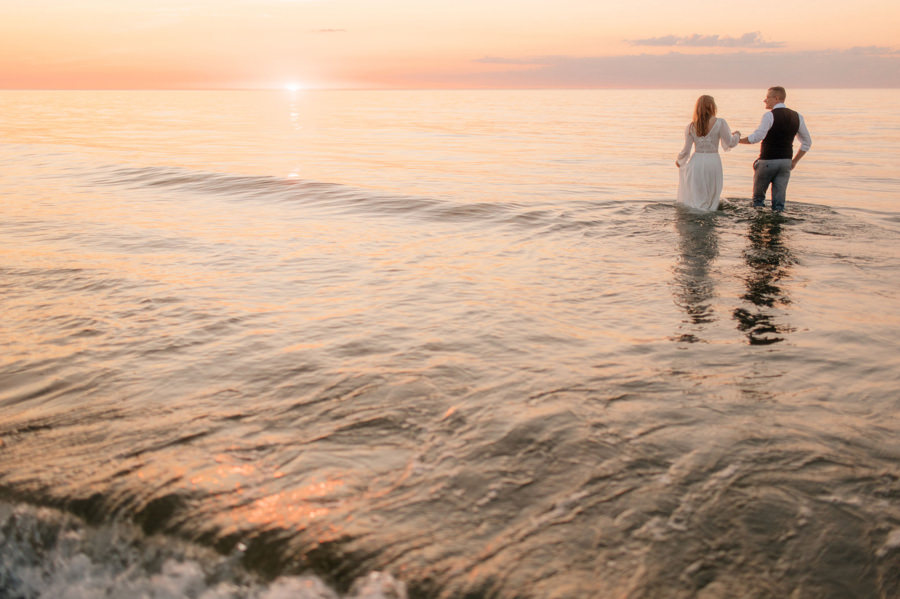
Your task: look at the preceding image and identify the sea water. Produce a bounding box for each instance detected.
[1,89,899,598]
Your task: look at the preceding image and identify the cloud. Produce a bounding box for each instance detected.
[474,56,542,65]
[845,45,900,55]
[460,48,900,88]
[630,32,784,49]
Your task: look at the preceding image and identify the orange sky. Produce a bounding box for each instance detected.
[2,0,899,89]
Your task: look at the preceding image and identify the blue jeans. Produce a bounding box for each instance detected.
[752,158,792,212]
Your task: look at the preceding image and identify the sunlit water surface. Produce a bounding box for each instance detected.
[1,90,899,598]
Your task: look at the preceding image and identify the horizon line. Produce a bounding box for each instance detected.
[3,85,900,92]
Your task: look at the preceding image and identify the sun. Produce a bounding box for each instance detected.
[284,81,305,92]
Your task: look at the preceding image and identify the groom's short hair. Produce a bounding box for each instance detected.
[768,86,787,102]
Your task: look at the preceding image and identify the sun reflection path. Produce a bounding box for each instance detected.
[183,452,348,540]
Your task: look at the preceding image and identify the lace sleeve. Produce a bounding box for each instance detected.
[718,118,739,152]
[676,123,693,166]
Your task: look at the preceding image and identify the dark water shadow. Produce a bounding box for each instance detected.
[672,207,720,344]
[733,212,796,345]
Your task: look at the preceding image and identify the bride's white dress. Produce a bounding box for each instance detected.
[676,118,739,211]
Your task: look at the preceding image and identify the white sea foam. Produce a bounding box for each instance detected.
[0,503,406,599]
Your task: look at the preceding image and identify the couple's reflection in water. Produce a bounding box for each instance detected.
[733,212,795,344]
[673,207,794,345]
[673,209,720,344]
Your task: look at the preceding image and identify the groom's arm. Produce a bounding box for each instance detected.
[740,112,774,144]
[791,116,812,169]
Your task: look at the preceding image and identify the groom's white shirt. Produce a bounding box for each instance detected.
[747,102,812,151]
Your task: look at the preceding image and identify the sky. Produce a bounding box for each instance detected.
[2,0,899,89]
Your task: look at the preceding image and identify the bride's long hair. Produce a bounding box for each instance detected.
[692,95,717,137]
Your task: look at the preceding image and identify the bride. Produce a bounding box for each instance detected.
[675,95,740,211]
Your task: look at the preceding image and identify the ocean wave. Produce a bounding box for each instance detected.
[88,163,621,234]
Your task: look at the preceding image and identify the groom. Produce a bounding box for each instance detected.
[739,86,812,212]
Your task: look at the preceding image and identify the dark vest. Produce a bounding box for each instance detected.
[760,107,800,160]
